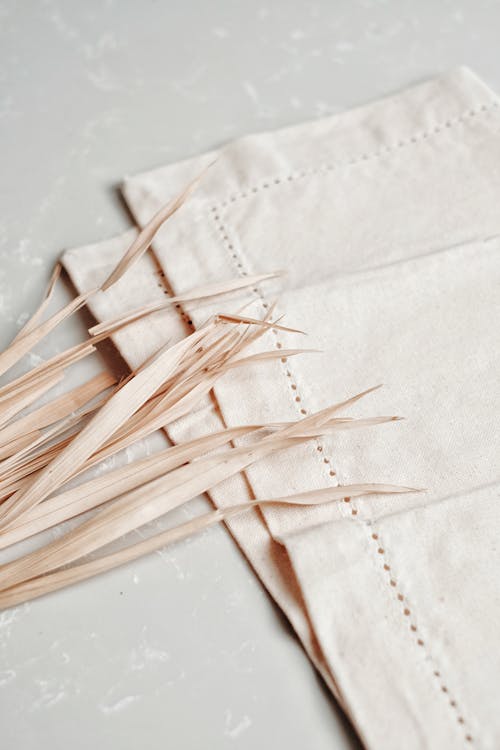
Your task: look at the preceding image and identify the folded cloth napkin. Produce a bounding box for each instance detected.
[63,67,500,749]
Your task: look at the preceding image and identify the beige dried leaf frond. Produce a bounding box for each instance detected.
[0,181,413,612]
[0,483,417,610]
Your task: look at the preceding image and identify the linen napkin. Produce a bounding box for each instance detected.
[63,67,500,748]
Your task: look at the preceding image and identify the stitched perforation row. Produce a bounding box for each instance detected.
[371,530,473,743]
[149,251,194,330]
[211,207,339,487]
[215,100,498,208]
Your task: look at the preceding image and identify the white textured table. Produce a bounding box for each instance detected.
[0,2,498,748]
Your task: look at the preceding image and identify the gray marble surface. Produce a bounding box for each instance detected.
[0,2,498,748]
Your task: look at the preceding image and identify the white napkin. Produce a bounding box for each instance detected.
[63,67,500,749]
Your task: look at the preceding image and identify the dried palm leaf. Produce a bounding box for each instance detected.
[0,178,414,613]
[0,403,401,591]
[0,413,398,551]
[0,484,416,610]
